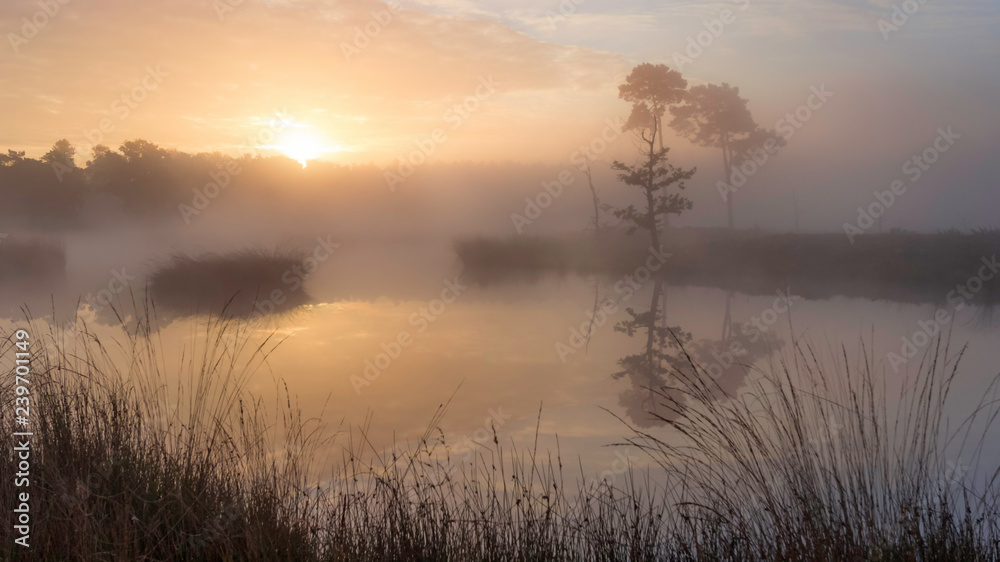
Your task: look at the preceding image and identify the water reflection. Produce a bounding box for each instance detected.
[0,235,66,296]
[148,252,312,321]
[606,283,786,427]
[610,279,688,426]
[3,236,1000,482]
[0,240,318,328]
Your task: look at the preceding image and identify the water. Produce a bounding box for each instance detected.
[3,231,999,482]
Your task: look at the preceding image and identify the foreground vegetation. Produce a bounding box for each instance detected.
[2,306,999,560]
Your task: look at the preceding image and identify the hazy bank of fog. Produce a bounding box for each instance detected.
[4,136,1000,248]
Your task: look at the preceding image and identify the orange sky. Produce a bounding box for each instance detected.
[1,0,998,187]
[2,0,638,164]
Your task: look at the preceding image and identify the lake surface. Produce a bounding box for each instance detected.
[3,229,999,483]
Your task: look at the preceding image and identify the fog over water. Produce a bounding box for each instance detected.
[3,217,999,479]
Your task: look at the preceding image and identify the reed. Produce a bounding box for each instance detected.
[2,304,997,560]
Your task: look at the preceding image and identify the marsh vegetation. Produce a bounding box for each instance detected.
[2,307,998,561]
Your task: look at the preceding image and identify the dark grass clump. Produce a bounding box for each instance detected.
[2,304,999,560]
[455,232,649,286]
[456,228,1000,305]
[662,227,1000,305]
[0,305,327,560]
[149,249,311,319]
[0,235,65,287]
[621,334,1000,561]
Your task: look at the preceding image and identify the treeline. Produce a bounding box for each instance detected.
[0,141,632,238]
[0,139,316,227]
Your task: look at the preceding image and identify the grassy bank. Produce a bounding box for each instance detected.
[149,250,311,319]
[2,307,999,560]
[456,228,1000,305]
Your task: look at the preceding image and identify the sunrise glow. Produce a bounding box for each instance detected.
[2,0,999,557]
[270,126,341,167]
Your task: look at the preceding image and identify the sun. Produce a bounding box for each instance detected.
[271,126,340,168]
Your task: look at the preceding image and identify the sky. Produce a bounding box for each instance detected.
[1,0,998,230]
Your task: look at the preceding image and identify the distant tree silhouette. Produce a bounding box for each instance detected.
[42,139,76,167]
[0,141,84,226]
[0,150,26,166]
[87,140,180,215]
[669,83,783,230]
[0,138,327,225]
[581,157,604,238]
[608,66,698,427]
[619,63,687,152]
[610,116,696,250]
[42,138,79,183]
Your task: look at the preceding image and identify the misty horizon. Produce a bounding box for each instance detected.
[2,0,1000,560]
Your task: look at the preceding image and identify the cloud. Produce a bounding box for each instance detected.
[0,0,630,162]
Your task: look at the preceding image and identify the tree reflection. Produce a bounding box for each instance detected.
[612,288,787,427]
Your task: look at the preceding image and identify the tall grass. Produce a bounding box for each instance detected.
[620,334,1000,560]
[0,302,324,559]
[2,306,998,560]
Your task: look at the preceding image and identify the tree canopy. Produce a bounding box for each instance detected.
[619,63,687,148]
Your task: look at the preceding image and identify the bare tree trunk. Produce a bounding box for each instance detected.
[727,192,735,231]
[657,114,670,230]
[645,281,663,375]
[584,278,600,353]
[645,280,665,413]
[583,158,601,238]
[643,124,661,249]
[583,158,603,355]
[657,114,665,151]
[721,134,735,231]
[644,119,671,360]
[721,290,733,342]
[660,282,669,350]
